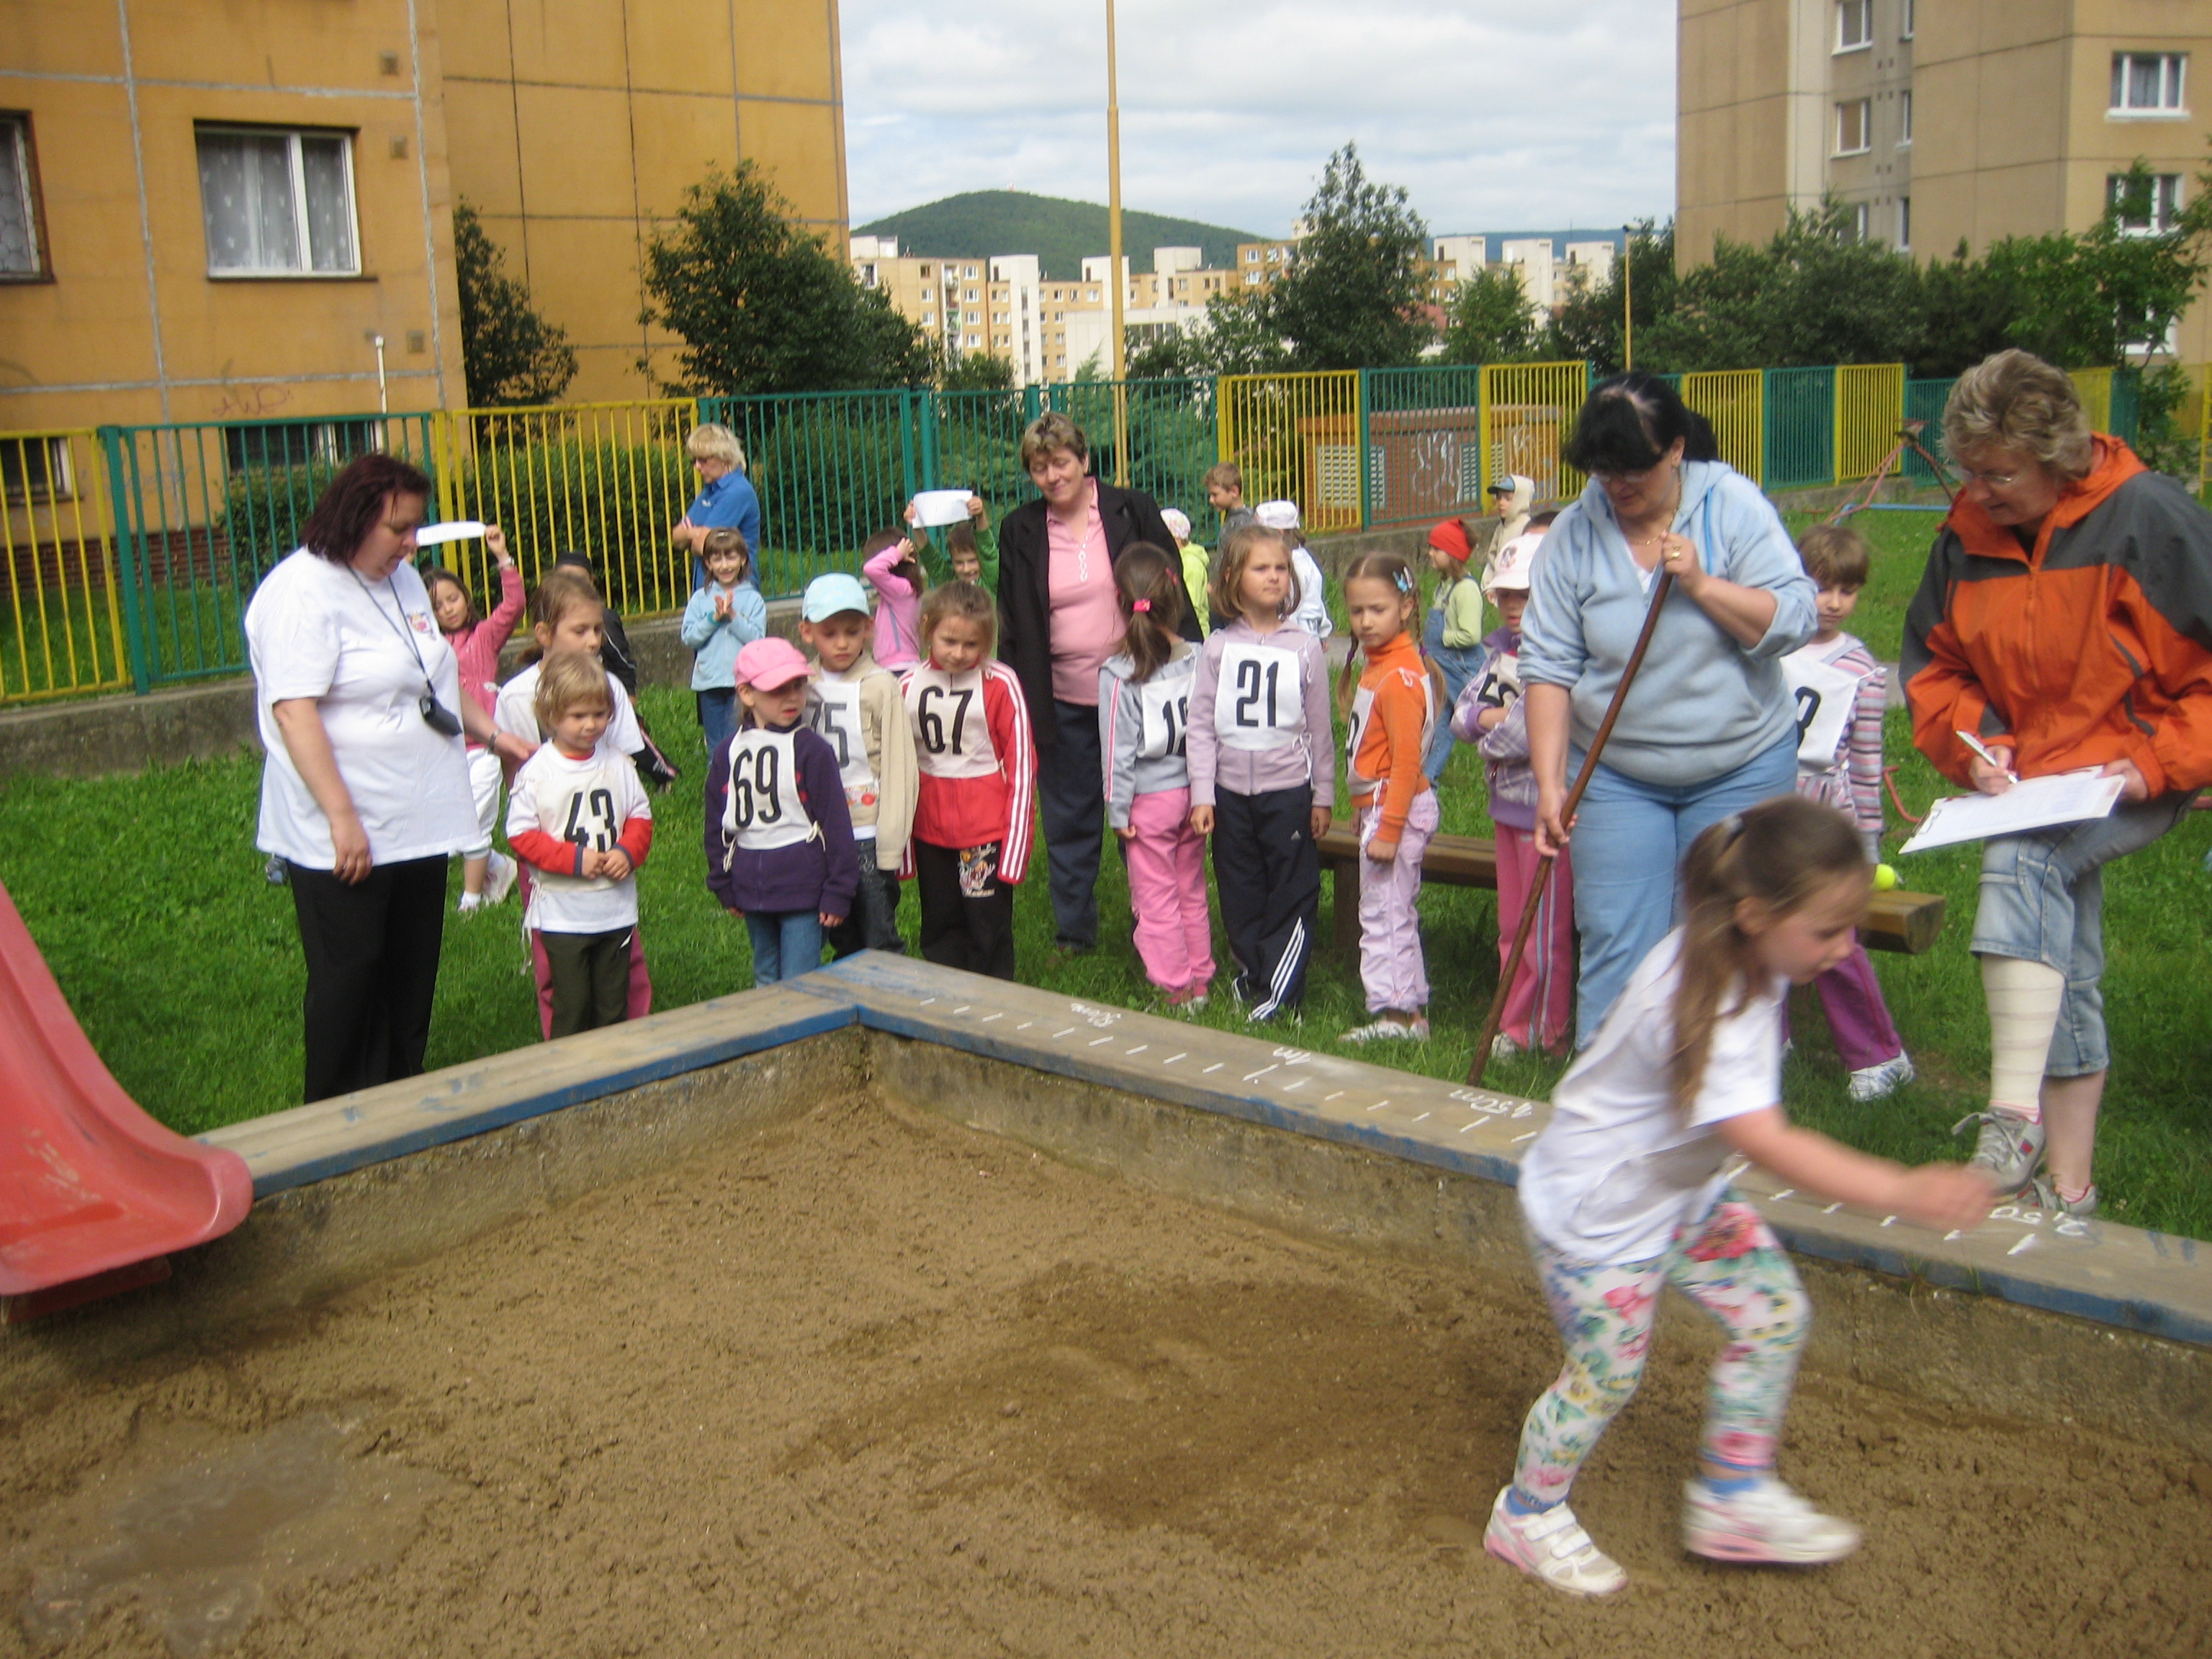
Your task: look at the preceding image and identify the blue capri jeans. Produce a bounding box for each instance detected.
[1568,734,1799,1043]
[1971,790,2195,1077]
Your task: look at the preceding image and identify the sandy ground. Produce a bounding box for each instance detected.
[4,1094,2208,1658]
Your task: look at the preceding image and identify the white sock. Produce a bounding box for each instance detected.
[1983,956,2064,1123]
[458,891,484,911]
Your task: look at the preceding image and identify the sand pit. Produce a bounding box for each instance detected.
[6,1092,2208,1658]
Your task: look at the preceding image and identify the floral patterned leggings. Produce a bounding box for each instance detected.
[1512,1197,1812,1506]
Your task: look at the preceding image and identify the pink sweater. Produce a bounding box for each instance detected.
[444,563,524,748]
[864,544,923,670]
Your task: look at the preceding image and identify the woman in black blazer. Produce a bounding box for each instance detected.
[995,412,1200,952]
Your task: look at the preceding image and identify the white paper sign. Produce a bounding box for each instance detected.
[1781,644,1862,772]
[414,521,487,547]
[910,490,973,529]
[1898,770,2126,855]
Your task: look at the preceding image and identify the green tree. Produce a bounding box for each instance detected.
[943,350,1015,390]
[1440,265,1537,364]
[1263,145,1434,369]
[1544,220,1678,373]
[452,200,577,406]
[642,163,937,395]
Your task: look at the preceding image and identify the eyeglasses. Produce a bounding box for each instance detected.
[1959,465,2023,488]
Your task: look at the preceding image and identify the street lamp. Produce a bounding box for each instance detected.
[1105,0,1129,483]
[1621,224,1633,372]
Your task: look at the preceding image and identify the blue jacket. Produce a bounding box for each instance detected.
[680,583,768,689]
[1519,460,1815,786]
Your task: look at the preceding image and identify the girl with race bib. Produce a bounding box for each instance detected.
[1337,552,1443,1044]
[801,571,919,957]
[1486,796,1991,1599]
[703,638,858,984]
[1099,544,1213,1009]
[1187,523,1334,1022]
[504,653,654,1038]
[902,581,1036,981]
[495,567,657,1036]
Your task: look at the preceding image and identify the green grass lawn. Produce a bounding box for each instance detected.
[2,501,2208,1238]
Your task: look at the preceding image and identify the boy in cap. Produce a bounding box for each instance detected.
[800,572,917,956]
[704,637,860,984]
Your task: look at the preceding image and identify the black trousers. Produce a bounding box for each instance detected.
[913,840,1015,980]
[541,926,634,1038]
[1039,699,1105,949]
[287,855,448,1103]
[828,862,905,958]
[1211,786,1319,1019]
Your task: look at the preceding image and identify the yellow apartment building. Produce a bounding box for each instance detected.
[1678,0,2212,359]
[0,0,848,433]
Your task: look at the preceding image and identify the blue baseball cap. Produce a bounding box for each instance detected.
[803,572,872,622]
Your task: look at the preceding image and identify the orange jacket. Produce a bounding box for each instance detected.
[1902,437,2212,796]
[1345,631,1436,842]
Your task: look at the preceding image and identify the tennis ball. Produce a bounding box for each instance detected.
[1874,863,1899,891]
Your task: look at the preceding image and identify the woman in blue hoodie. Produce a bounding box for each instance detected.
[1521,375,1817,1043]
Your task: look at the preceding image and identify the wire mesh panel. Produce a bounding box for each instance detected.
[107,412,441,687]
[1902,377,1956,484]
[1215,371,1363,532]
[927,387,1038,525]
[1478,361,1589,505]
[1835,364,1905,482]
[1681,369,1763,484]
[0,430,130,702]
[1363,365,1485,529]
[1763,367,1835,490]
[697,392,916,599]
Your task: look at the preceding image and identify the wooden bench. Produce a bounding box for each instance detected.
[1315,826,1946,958]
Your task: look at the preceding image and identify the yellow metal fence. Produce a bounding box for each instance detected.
[1479,361,1588,503]
[1215,372,1363,533]
[1681,370,1764,482]
[1,430,130,704]
[1835,364,1907,482]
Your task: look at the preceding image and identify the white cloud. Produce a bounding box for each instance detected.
[840,0,1675,238]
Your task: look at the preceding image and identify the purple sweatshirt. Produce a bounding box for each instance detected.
[1452,624,1535,831]
[703,719,860,919]
[1184,616,1334,809]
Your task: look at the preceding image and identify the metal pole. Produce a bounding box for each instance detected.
[1105,0,1129,486]
[1620,225,1632,373]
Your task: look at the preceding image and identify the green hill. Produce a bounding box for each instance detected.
[854,191,1261,281]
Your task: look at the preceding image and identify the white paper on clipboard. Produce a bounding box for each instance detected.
[909,490,973,529]
[1898,770,2126,855]
[415,521,488,547]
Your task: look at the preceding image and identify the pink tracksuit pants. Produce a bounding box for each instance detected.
[1125,787,1215,997]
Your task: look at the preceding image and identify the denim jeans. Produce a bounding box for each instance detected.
[1568,734,1799,1043]
[1970,790,2195,1076]
[1422,607,1486,783]
[745,909,824,984]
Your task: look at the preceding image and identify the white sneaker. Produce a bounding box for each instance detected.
[1491,1033,1526,1061]
[1848,1053,1915,1102]
[1683,1475,1861,1565]
[457,891,485,916]
[484,851,518,908]
[1482,1488,1627,1597]
[1342,1017,1430,1045]
[1953,1110,2044,1195]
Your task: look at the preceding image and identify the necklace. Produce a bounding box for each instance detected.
[1621,475,1684,552]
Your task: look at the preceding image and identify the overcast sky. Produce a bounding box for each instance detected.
[839,0,1676,238]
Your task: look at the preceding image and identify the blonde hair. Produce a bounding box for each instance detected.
[1019,411,1088,472]
[521,567,603,665]
[1671,797,1866,1115]
[686,423,746,469]
[920,580,998,657]
[1210,521,1290,626]
[1797,522,1870,588]
[1943,349,2095,482]
[533,648,613,732]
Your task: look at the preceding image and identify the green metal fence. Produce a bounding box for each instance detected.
[18,357,2177,699]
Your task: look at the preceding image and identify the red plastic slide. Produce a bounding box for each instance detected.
[0,878,252,1300]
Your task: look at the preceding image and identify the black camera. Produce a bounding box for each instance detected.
[418,693,464,737]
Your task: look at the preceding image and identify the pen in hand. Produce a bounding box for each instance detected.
[1955,729,2018,786]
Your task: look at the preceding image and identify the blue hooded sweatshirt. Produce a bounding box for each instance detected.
[1519,459,1815,786]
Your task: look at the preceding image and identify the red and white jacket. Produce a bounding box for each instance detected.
[899,657,1036,882]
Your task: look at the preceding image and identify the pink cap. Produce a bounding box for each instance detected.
[734,636,812,690]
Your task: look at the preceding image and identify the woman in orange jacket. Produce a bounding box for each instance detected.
[1903,349,2212,1218]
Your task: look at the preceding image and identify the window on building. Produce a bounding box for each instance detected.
[1087,289,1099,300]
[1897,196,1911,248]
[919,264,932,278]
[1835,0,1871,51]
[2111,53,2188,114]
[223,419,377,474]
[1835,99,1871,155]
[1899,0,1913,38]
[1,114,47,278]
[921,310,935,325]
[2109,172,2184,233]
[964,333,979,347]
[1244,248,1259,263]
[1849,202,1871,242]
[1899,89,1912,144]
[2,435,72,504]
[963,264,977,277]
[196,126,359,276]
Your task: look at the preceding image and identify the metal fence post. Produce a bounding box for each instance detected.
[1356,368,1372,530]
[96,426,151,696]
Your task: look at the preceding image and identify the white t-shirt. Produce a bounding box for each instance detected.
[505,743,650,933]
[1290,547,1333,641]
[1517,930,1783,1266]
[495,659,644,755]
[246,549,477,869]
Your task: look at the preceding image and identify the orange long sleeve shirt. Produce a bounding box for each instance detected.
[1346,631,1435,844]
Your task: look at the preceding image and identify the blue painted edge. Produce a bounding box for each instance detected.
[238,1002,858,1198]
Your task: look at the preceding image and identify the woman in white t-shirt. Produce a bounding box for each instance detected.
[1483,796,1992,1599]
[245,454,529,1102]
